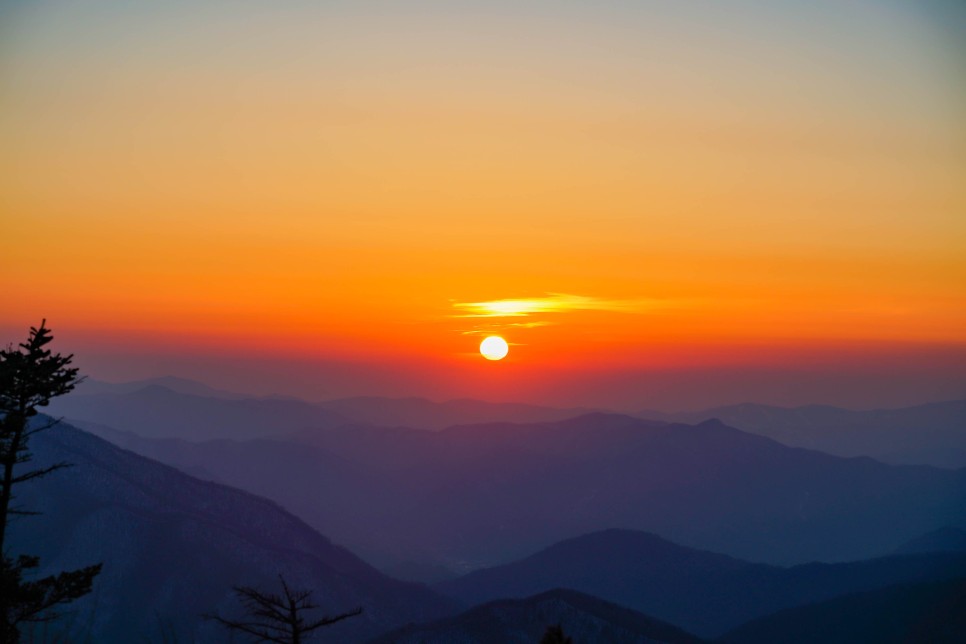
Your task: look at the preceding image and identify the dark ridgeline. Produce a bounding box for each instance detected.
[84,412,966,575]
[16,364,966,640]
[46,383,350,441]
[649,400,966,468]
[47,383,596,440]
[720,577,966,644]
[892,526,966,555]
[370,589,703,644]
[0,322,101,642]
[8,420,454,642]
[435,528,966,638]
[55,378,966,467]
[317,396,597,431]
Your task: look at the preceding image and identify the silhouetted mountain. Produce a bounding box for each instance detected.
[91,413,966,575]
[651,400,966,468]
[318,396,598,431]
[436,529,966,638]
[76,375,248,399]
[47,384,348,440]
[8,420,453,642]
[370,589,703,644]
[720,577,966,644]
[893,526,966,555]
[52,380,601,441]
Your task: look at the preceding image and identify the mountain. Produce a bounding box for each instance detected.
[651,400,966,468]
[89,413,966,575]
[893,526,966,555]
[370,589,703,644]
[7,420,454,642]
[318,396,598,431]
[51,379,598,441]
[47,384,349,440]
[720,577,966,644]
[75,375,248,399]
[436,529,966,638]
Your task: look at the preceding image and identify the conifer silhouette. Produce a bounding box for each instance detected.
[540,624,573,644]
[0,321,101,642]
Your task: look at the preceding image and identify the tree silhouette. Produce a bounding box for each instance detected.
[205,574,362,643]
[540,624,573,644]
[0,321,102,642]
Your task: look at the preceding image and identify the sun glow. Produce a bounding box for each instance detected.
[480,336,509,361]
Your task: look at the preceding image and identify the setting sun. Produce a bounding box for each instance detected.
[480,336,509,361]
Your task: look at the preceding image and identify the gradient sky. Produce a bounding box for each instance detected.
[2,0,965,409]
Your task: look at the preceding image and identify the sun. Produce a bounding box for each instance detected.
[479,336,509,361]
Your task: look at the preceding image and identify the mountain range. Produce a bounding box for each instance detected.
[647,400,966,468]
[371,589,703,644]
[720,577,966,643]
[55,378,966,470]
[893,526,966,555]
[435,529,966,638]
[81,410,966,576]
[50,380,594,439]
[48,383,349,440]
[11,412,966,642]
[8,419,453,642]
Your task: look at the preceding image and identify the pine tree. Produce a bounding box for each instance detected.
[0,321,102,642]
[205,574,362,643]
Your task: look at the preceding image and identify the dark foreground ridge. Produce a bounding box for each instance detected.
[437,528,966,638]
[370,588,704,644]
[721,577,966,644]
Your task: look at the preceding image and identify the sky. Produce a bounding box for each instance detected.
[2,0,965,410]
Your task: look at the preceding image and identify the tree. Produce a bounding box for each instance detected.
[0,321,102,642]
[205,575,362,643]
[540,624,573,644]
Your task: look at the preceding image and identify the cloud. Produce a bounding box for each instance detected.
[452,293,664,318]
[460,320,554,335]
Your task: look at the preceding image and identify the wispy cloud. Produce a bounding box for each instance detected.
[460,320,553,335]
[453,293,664,318]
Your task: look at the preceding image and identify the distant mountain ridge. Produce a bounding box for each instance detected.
[88,412,966,574]
[436,529,966,638]
[52,378,599,440]
[76,375,249,399]
[65,377,965,467]
[47,384,349,440]
[8,419,453,642]
[646,400,966,468]
[893,526,966,555]
[319,395,599,431]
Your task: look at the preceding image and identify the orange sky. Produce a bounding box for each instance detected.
[2,1,964,407]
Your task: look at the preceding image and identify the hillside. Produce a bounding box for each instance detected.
[893,526,966,555]
[720,577,966,644]
[370,589,703,644]
[656,400,966,468]
[92,413,966,573]
[436,529,966,638]
[7,420,453,642]
[46,384,348,440]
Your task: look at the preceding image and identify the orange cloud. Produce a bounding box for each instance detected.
[452,293,668,318]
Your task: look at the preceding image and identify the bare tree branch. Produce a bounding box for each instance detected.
[11,462,71,485]
[204,575,362,643]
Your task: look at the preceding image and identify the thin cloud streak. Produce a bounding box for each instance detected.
[460,321,553,335]
[453,293,667,318]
